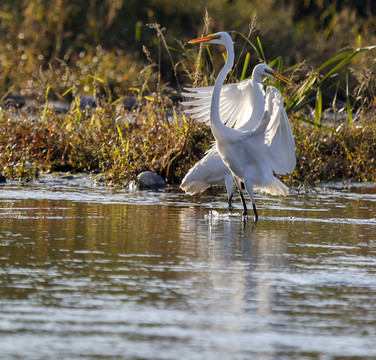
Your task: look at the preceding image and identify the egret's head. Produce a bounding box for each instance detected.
[254,64,291,84]
[188,31,232,45]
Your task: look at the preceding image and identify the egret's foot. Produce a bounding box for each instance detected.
[242,209,248,216]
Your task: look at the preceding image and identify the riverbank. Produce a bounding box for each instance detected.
[1,97,375,186]
[1,8,376,186]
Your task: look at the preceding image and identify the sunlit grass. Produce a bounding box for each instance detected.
[0,91,212,184]
[1,96,375,185]
[1,13,376,185]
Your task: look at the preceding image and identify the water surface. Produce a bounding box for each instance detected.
[1,175,376,359]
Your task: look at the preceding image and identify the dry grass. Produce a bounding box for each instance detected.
[1,8,376,185]
[0,96,212,185]
[1,95,375,185]
[289,120,376,184]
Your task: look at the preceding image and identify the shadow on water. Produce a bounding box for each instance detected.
[0,175,376,359]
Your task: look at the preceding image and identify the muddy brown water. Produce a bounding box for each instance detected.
[1,175,376,359]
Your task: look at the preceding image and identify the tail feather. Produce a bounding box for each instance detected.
[180,179,210,195]
[254,177,289,196]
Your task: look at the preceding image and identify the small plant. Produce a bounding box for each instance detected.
[1,17,376,185]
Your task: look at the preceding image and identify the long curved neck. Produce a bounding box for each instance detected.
[210,41,234,140]
[252,67,263,84]
[249,81,265,128]
[239,65,265,131]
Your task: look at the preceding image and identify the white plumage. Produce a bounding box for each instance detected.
[181,32,296,220]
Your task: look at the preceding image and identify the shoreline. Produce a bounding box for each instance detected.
[1,101,375,185]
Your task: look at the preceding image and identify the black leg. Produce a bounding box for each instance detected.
[252,201,258,222]
[234,179,248,215]
[228,193,233,210]
[238,188,248,215]
[243,179,258,222]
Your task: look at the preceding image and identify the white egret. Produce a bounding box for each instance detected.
[181,32,296,221]
[180,64,291,207]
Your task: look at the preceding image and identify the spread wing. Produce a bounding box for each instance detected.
[181,79,264,131]
[261,86,296,174]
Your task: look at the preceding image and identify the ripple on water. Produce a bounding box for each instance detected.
[1,177,376,359]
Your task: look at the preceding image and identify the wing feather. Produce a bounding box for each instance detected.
[182,79,260,129]
[264,87,296,174]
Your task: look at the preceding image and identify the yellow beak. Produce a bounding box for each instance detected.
[266,69,292,84]
[188,34,218,44]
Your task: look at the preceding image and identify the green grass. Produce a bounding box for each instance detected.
[1,94,375,185]
[0,93,212,184]
[1,14,376,185]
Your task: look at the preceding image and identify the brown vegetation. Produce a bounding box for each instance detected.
[1,1,376,185]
